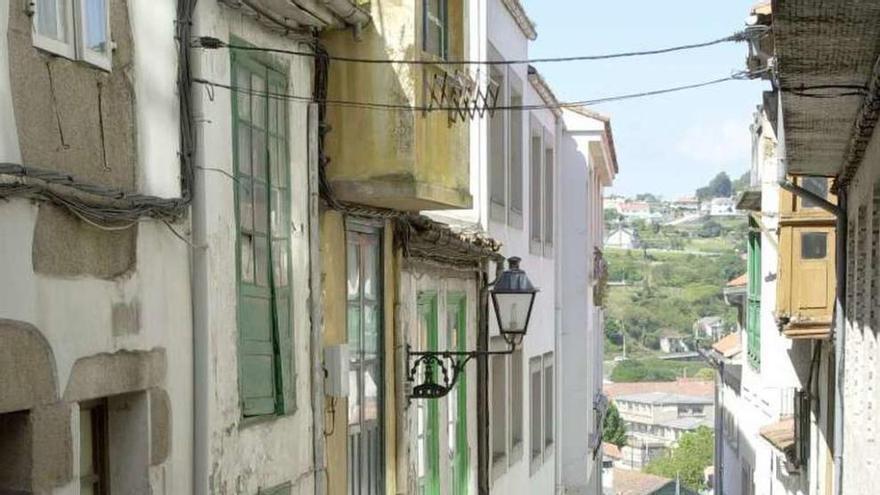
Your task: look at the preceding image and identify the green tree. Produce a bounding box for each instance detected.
[645,426,715,490]
[696,172,733,200]
[602,402,628,448]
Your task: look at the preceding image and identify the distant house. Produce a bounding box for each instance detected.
[618,200,653,219]
[671,196,700,211]
[658,329,689,353]
[709,197,737,216]
[610,388,714,469]
[605,226,640,249]
[603,467,699,495]
[693,316,725,341]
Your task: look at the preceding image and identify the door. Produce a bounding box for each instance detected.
[347,226,383,495]
[416,293,440,495]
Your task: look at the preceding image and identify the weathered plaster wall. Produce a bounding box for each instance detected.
[191,3,317,493]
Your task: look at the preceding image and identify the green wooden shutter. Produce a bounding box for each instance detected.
[418,293,441,495]
[746,217,761,370]
[233,51,293,417]
[448,294,469,495]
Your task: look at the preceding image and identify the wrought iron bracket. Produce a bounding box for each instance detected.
[405,339,519,401]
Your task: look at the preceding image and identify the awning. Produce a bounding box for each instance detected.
[759,415,796,458]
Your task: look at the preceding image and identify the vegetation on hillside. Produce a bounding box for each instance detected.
[608,358,709,382]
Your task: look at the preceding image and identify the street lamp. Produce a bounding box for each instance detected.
[406,256,539,400]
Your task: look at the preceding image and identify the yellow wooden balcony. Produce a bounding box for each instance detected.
[320,0,472,211]
[776,177,837,339]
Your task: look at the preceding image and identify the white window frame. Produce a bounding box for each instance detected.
[490,341,508,480]
[529,120,544,255]
[528,355,543,475]
[31,0,112,71]
[542,137,555,258]
[542,352,554,456]
[508,348,524,465]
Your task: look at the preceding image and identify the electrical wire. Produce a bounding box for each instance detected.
[194,71,752,113]
[194,28,764,66]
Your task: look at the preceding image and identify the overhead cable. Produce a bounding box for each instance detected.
[194,28,765,66]
[193,71,753,112]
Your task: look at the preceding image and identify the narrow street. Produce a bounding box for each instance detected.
[0,1,876,495]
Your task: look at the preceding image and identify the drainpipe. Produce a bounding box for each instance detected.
[320,0,370,35]
[833,189,847,495]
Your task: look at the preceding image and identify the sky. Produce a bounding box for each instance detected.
[521,0,769,199]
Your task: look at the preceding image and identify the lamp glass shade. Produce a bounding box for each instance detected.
[492,292,535,335]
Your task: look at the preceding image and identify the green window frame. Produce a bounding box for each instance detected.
[232,49,295,418]
[746,217,761,370]
[417,293,440,495]
[446,294,469,495]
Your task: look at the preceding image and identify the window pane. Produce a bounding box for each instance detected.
[544,148,554,246]
[544,361,553,448]
[364,304,379,357]
[364,242,378,301]
[272,240,289,287]
[347,304,361,354]
[237,126,252,176]
[238,179,253,231]
[255,237,269,286]
[530,362,542,461]
[530,135,542,241]
[347,243,359,301]
[252,129,267,179]
[36,0,63,40]
[510,349,523,446]
[801,177,828,208]
[240,235,255,283]
[236,69,250,121]
[348,361,360,426]
[802,232,828,259]
[254,183,268,234]
[252,74,266,128]
[270,188,287,237]
[363,359,380,421]
[84,0,108,53]
[489,68,506,208]
[509,90,523,214]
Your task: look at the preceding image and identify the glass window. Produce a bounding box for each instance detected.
[802,232,828,259]
[348,229,384,495]
[447,295,468,495]
[36,0,66,41]
[33,0,111,68]
[509,78,524,222]
[489,65,507,218]
[543,355,553,450]
[423,0,447,58]
[235,56,293,417]
[529,356,542,470]
[83,0,108,53]
[510,348,523,457]
[801,177,828,209]
[491,352,507,465]
[544,146,554,250]
[530,134,542,244]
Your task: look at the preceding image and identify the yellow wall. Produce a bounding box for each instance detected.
[320,210,398,495]
[320,0,471,211]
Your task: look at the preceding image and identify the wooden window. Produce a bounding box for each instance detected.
[347,226,384,495]
[490,350,507,469]
[489,60,507,221]
[543,145,555,254]
[446,294,469,495]
[746,217,761,370]
[233,52,294,418]
[508,76,524,228]
[800,176,828,209]
[529,356,542,473]
[543,353,554,451]
[509,347,523,463]
[423,0,447,59]
[529,132,543,252]
[79,400,108,495]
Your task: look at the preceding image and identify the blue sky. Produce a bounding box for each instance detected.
[521,0,769,199]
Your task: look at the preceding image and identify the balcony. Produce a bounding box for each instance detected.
[320,0,472,211]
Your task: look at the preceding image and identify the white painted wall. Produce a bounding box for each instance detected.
[190,3,317,494]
